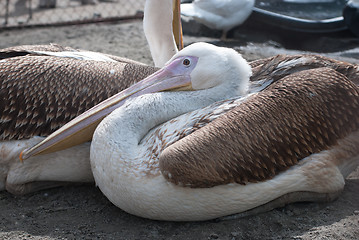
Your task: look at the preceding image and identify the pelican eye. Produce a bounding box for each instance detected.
[182,58,191,67]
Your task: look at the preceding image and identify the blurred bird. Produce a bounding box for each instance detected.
[181,0,255,40]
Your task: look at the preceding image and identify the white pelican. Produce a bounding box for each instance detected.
[21,43,359,221]
[0,0,182,194]
[181,0,255,40]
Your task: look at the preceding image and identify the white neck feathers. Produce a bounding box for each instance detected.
[144,0,179,67]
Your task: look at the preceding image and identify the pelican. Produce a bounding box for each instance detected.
[0,0,183,194]
[181,0,255,40]
[20,42,359,221]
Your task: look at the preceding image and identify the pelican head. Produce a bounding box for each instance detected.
[20,42,251,160]
[170,42,251,95]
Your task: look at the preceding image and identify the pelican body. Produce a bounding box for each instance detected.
[0,0,183,194]
[0,45,158,193]
[22,42,359,221]
[0,45,158,141]
[90,45,359,221]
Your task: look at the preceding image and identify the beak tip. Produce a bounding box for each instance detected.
[19,150,26,162]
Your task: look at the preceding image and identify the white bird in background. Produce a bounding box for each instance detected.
[181,0,255,40]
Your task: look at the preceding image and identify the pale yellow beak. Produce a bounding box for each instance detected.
[19,55,198,161]
[173,0,183,51]
[19,0,186,161]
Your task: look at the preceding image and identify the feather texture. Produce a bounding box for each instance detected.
[0,45,158,140]
[159,67,359,187]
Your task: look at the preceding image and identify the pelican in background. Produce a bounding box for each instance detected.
[0,0,183,194]
[21,41,359,220]
[181,0,255,40]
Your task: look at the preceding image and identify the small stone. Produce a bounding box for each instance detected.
[286,210,294,217]
[209,233,219,239]
[231,232,239,237]
[25,211,34,217]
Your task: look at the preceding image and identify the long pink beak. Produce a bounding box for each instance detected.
[20,56,198,160]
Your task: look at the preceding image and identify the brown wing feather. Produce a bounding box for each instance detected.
[0,44,78,53]
[159,67,359,188]
[0,44,78,60]
[250,54,359,86]
[0,55,158,140]
[0,44,145,65]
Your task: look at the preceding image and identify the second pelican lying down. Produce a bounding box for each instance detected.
[22,43,359,221]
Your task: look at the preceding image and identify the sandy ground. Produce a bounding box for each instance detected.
[0,20,358,239]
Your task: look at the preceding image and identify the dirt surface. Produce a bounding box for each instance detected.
[0,20,358,239]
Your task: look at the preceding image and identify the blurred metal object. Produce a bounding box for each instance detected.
[343,0,359,37]
[252,7,347,33]
[38,0,56,8]
[4,0,32,26]
[5,0,9,25]
[283,0,335,3]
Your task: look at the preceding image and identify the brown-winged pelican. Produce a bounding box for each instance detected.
[21,42,359,221]
[0,0,182,194]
